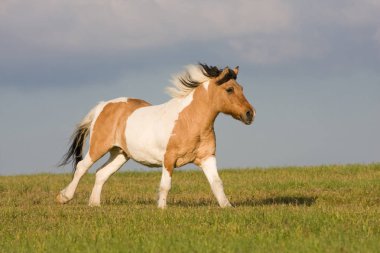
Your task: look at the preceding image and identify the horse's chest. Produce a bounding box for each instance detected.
[165,129,216,167]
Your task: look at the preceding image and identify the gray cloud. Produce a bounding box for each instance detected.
[1,0,380,88]
[0,0,291,51]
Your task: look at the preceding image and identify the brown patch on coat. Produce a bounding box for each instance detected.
[89,98,150,162]
[164,86,218,175]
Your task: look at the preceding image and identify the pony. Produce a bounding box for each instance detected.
[57,63,255,208]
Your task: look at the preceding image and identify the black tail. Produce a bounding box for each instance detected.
[58,106,96,171]
[58,125,90,170]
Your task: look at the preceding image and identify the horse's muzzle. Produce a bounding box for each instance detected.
[242,108,255,125]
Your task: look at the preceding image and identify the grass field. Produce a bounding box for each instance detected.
[0,164,379,252]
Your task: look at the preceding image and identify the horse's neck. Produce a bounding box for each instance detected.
[173,88,218,133]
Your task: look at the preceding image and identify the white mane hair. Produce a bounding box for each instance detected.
[166,64,211,98]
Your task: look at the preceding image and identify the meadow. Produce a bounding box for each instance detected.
[0,164,379,253]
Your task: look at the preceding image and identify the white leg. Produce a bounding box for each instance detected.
[57,153,94,204]
[89,151,128,207]
[200,156,232,208]
[157,167,172,209]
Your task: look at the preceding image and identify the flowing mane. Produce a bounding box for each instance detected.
[166,63,237,98]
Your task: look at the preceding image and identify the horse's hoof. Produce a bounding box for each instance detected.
[56,192,70,204]
[221,202,233,208]
[157,204,167,209]
[88,202,101,207]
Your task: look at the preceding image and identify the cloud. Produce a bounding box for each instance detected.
[0,0,294,87]
[228,33,329,65]
[1,0,380,88]
[338,0,380,27]
[0,0,292,52]
[228,0,380,64]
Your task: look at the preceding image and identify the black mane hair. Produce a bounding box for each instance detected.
[199,63,237,85]
[178,63,237,88]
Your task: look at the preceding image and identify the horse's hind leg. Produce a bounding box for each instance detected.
[89,148,128,207]
[57,153,94,204]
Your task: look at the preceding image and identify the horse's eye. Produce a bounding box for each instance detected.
[226,87,234,94]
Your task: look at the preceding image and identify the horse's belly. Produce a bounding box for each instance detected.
[125,134,165,167]
[125,126,166,167]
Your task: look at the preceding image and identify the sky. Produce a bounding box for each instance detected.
[0,0,379,175]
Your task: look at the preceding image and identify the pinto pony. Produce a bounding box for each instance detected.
[57,64,255,208]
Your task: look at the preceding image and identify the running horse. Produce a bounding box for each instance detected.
[57,64,255,208]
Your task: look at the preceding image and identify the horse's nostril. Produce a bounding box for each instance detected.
[246,110,252,119]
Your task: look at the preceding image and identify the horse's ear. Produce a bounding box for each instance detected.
[233,66,239,76]
[215,67,230,83]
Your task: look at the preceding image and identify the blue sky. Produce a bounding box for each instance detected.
[0,0,379,175]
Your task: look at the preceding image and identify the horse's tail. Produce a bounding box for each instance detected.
[58,104,99,169]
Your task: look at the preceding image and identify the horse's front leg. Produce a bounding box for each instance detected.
[200,156,232,208]
[157,166,172,209]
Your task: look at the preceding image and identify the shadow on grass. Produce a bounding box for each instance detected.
[134,198,215,207]
[234,196,318,207]
[131,196,317,207]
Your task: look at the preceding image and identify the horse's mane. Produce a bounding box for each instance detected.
[166,63,237,98]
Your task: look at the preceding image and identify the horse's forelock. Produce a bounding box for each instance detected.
[215,68,237,85]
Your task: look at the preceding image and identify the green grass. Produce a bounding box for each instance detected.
[1,164,380,252]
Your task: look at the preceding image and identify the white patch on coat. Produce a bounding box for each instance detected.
[125,92,194,167]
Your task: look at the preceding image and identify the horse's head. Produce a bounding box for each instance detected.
[209,66,255,125]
